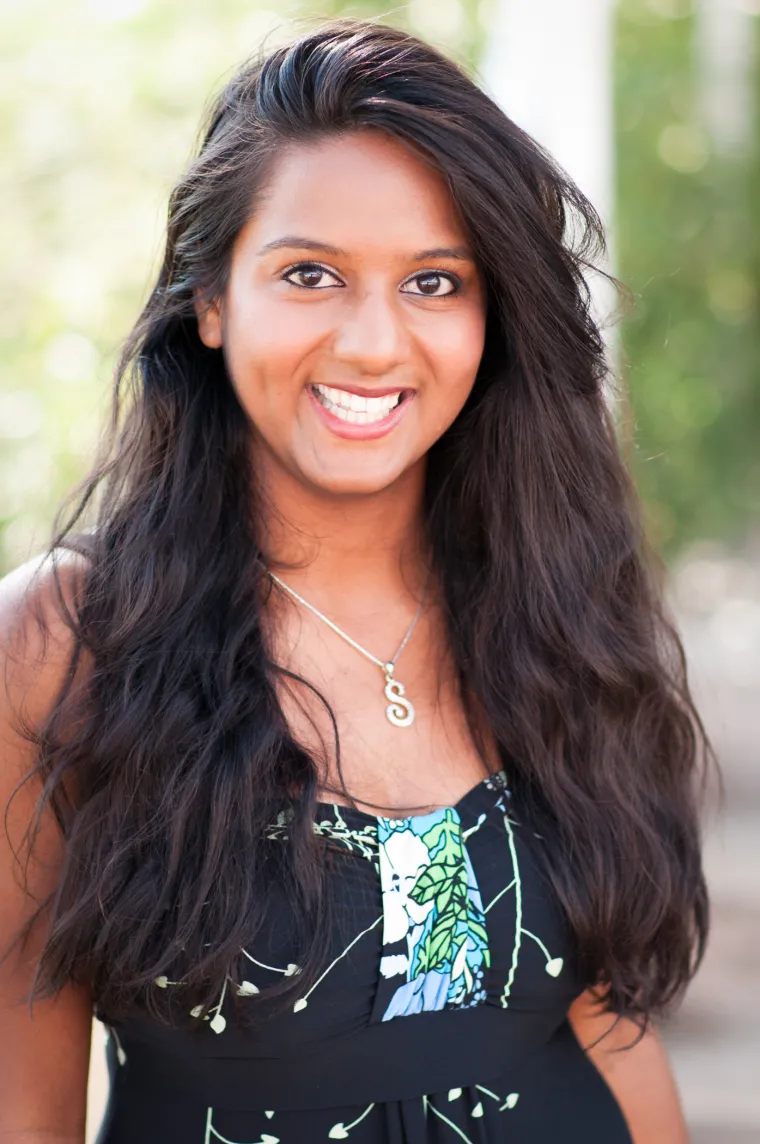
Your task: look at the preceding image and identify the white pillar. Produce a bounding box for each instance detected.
[479,0,618,359]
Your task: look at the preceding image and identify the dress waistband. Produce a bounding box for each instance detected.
[111,1006,564,1111]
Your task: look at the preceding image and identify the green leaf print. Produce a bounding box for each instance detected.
[435,883,454,916]
[467,914,490,955]
[424,916,458,970]
[410,862,449,905]
[405,812,476,978]
[378,804,492,1017]
[420,810,463,864]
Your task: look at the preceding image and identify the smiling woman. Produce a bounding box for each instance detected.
[194,130,486,491]
[0,18,706,1144]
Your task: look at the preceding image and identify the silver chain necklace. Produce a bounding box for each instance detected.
[268,571,426,728]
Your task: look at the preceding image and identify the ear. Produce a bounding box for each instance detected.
[193,290,223,349]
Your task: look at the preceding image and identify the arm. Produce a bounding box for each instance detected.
[0,556,94,1142]
[568,988,689,1144]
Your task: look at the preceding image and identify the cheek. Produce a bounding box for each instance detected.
[426,309,486,403]
[223,293,316,402]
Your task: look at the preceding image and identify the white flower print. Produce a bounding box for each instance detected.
[379,953,409,978]
[378,826,435,944]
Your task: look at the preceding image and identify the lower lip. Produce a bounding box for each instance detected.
[307,387,413,440]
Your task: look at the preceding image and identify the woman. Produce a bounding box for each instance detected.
[0,19,709,1144]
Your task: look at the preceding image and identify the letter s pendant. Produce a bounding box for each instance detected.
[383,664,415,728]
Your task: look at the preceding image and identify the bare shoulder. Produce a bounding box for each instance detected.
[0,546,89,662]
[0,547,92,727]
[568,989,688,1143]
[0,548,94,1139]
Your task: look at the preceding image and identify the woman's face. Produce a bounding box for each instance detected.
[196,129,487,497]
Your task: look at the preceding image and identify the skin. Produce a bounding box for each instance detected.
[0,555,93,1142]
[0,129,688,1141]
[568,993,689,1142]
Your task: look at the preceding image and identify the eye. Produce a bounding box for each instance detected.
[401,271,460,298]
[281,262,343,290]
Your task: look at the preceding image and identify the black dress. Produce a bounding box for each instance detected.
[95,771,632,1143]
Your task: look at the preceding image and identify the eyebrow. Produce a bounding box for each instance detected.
[256,235,474,262]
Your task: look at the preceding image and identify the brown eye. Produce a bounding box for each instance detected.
[402,272,459,297]
[282,263,343,290]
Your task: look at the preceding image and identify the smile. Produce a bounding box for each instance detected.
[310,384,404,425]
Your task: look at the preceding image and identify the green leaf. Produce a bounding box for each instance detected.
[410,863,448,905]
[435,884,454,916]
[467,917,489,946]
[421,811,462,865]
[424,917,457,970]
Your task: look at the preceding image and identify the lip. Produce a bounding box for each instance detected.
[306,385,414,441]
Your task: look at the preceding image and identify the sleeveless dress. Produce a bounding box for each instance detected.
[94,771,632,1143]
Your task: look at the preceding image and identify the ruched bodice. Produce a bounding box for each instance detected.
[94,772,632,1143]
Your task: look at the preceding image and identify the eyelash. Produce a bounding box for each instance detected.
[279,261,462,296]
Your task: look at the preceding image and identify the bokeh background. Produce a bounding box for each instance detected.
[1,1,758,1140]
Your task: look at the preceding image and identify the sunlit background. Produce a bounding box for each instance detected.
[1,1,758,1140]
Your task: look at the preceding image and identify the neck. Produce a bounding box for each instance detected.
[256,456,430,602]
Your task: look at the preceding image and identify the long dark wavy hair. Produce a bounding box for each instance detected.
[7,18,710,1030]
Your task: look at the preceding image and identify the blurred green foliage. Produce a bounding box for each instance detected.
[615,0,760,553]
[0,0,757,574]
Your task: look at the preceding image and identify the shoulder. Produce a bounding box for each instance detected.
[0,545,90,632]
[0,547,92,894]
[0,547,91,754]
[0,550,95,1135]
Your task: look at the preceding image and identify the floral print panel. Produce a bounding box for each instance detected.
[376,806,489,1020]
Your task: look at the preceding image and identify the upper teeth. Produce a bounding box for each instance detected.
[312,384,403,424]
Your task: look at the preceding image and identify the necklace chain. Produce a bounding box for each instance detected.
[267,571,426,671]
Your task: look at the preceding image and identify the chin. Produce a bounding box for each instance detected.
[303,463,409,499]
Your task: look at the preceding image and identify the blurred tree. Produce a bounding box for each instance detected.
[615,0,760,553]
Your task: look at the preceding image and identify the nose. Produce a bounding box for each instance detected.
[331,286,409,376]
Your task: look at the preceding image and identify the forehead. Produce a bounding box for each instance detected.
[244,129,469,255]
